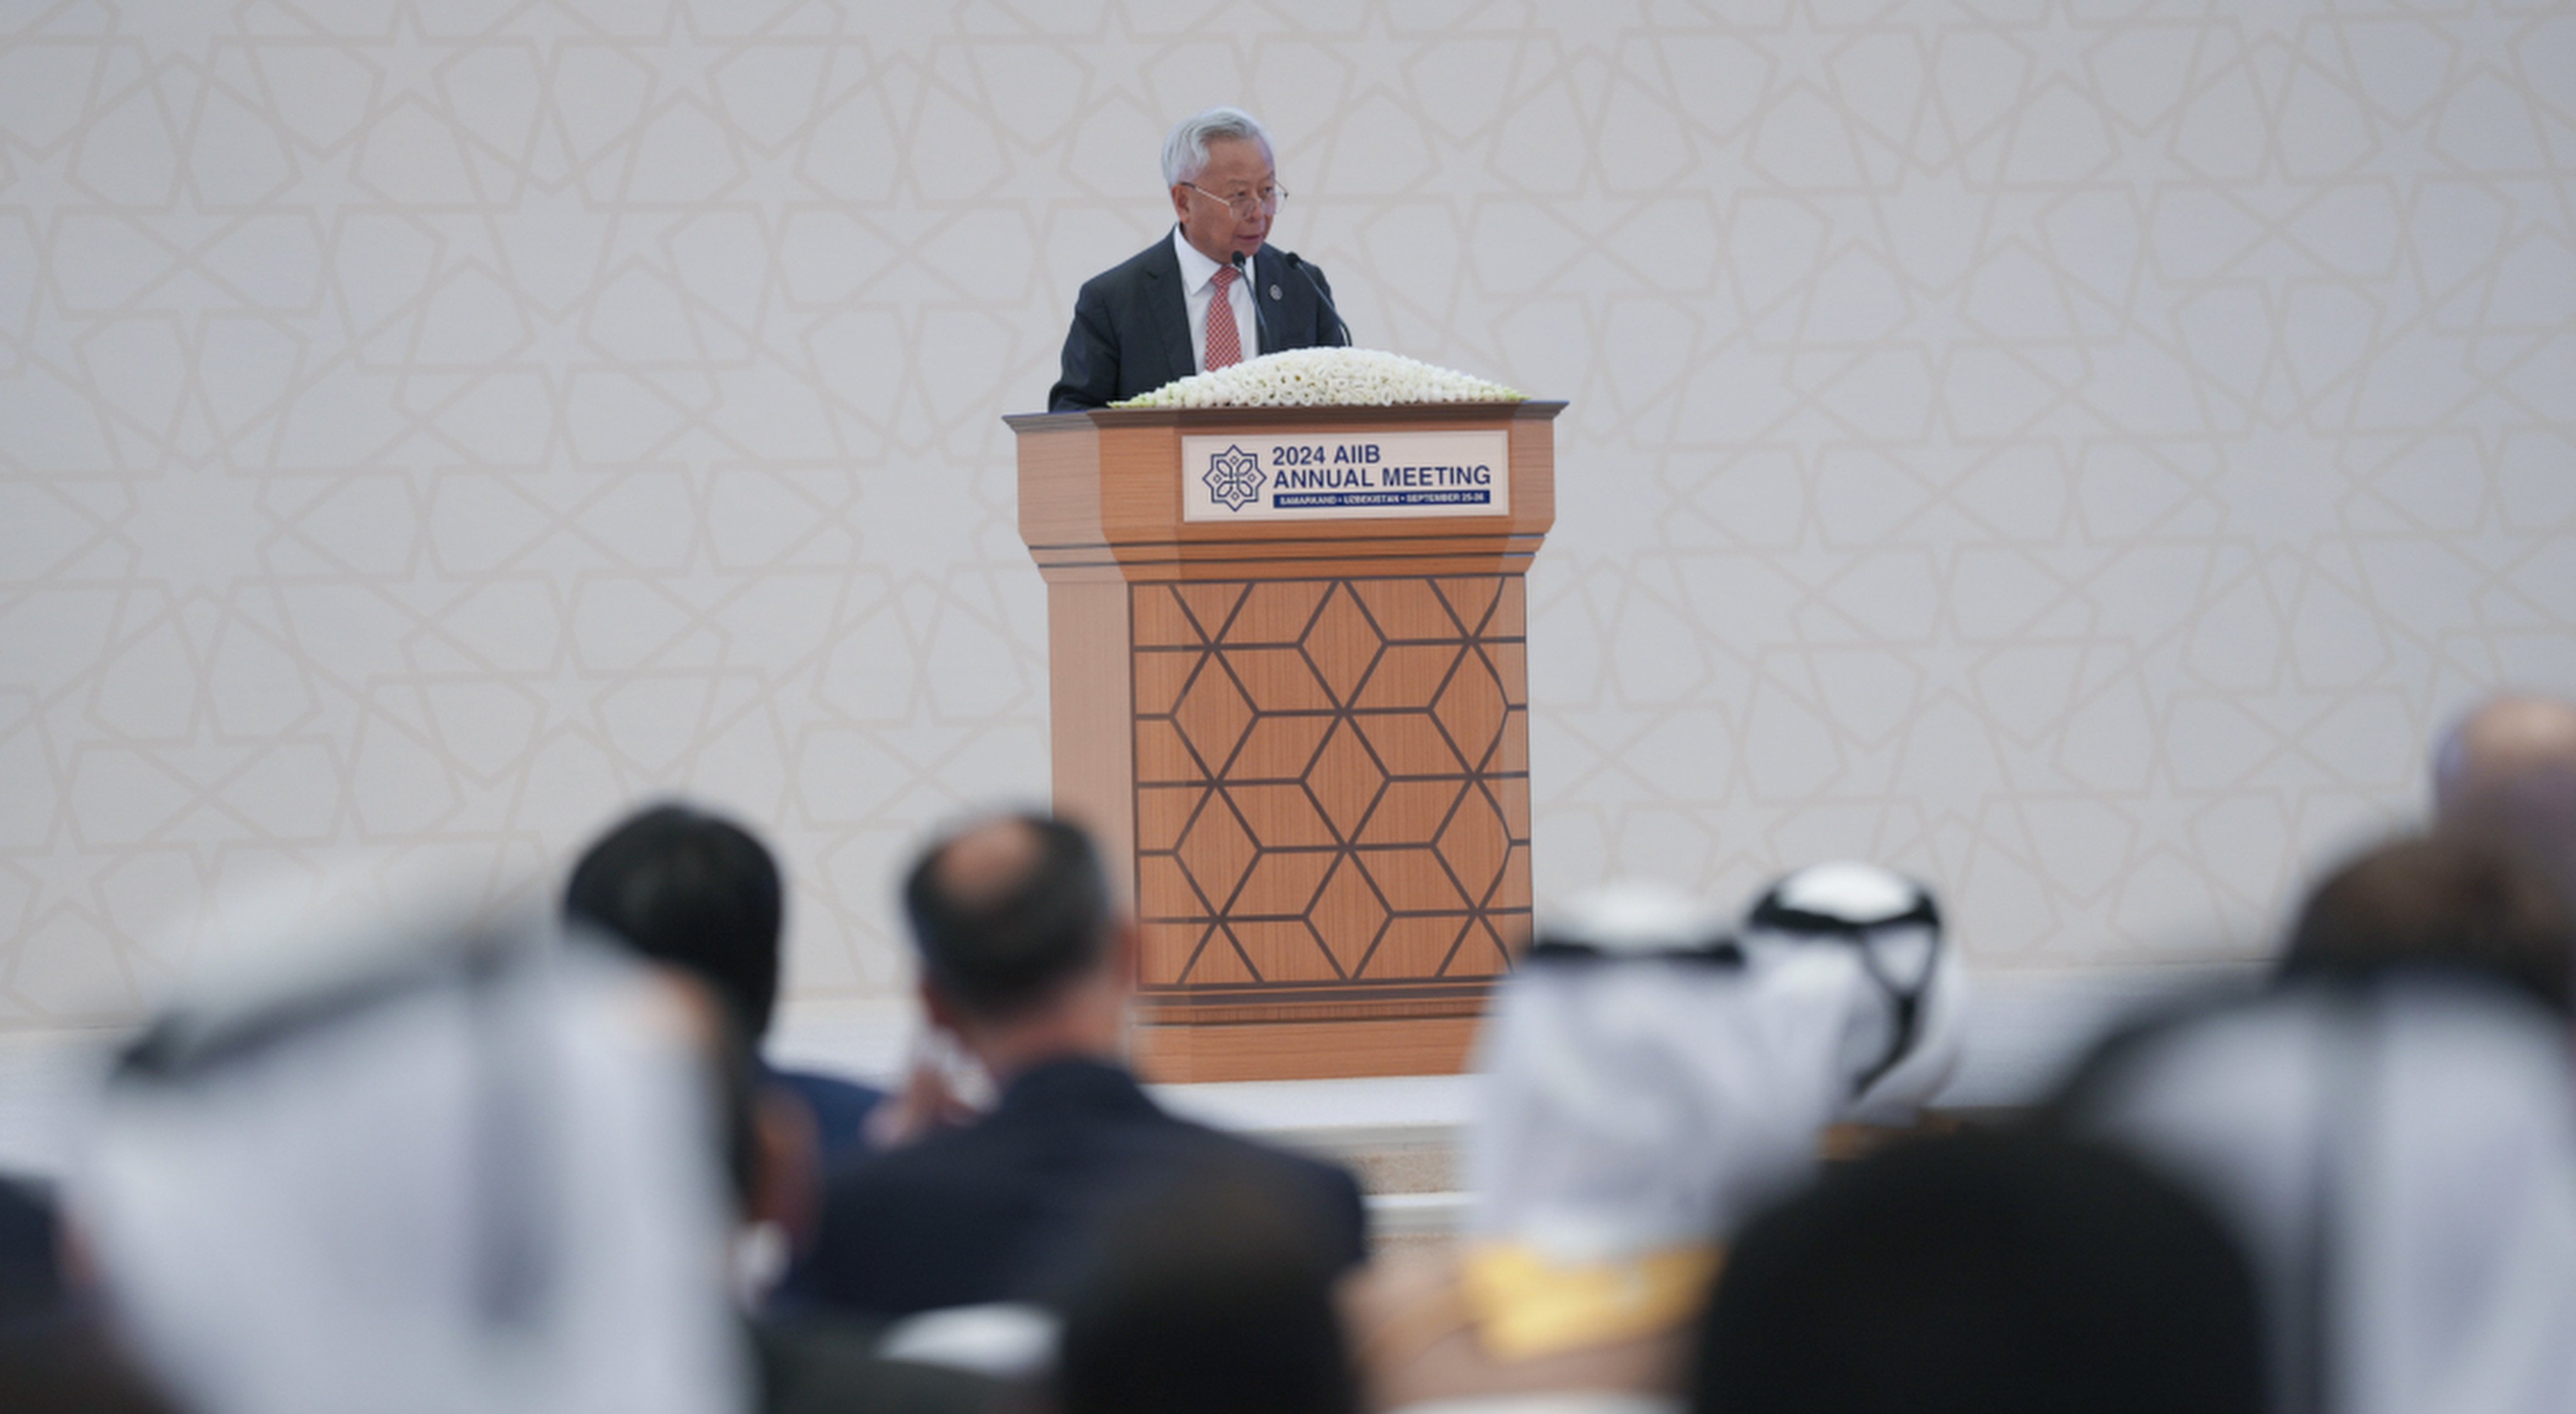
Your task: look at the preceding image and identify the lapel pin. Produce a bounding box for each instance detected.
[1269,285,1282,299]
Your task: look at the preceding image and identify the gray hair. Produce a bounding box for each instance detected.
[1161,107,1271,187]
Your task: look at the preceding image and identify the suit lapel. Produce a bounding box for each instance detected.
[1255,247,1320,350]
[1141,236,1195,387]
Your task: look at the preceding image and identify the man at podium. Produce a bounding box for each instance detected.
[1047,107,1349,411]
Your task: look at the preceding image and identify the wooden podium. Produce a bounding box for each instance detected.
[1007,401,1562,1082]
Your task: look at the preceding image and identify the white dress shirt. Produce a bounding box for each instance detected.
[1173,226,1260,372]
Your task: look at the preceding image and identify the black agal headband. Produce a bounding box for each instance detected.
[1525,928,1744,967]
[1746,874,1943,1096]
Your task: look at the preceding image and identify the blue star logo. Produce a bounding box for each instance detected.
[1203,444,1266,513]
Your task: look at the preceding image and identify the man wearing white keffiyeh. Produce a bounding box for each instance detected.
[1349,866,1968,1414]
[70,891,747,1414]
[2054,837,2576,1414]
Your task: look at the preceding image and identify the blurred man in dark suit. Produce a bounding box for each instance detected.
[1047,107,1348,411]
[788,813,1367,1320]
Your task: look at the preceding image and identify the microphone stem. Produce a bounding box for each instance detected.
[1288,255,1351,347]
[1232,252,1272,354]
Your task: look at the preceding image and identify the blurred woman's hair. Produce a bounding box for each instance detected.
[566,802,787,1037]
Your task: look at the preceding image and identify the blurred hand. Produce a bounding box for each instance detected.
[864,1029,988,1150]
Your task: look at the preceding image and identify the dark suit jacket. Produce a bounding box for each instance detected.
[0,1174,62,1325]
[1047,234,1348,411]
[785,1057,1369,1320]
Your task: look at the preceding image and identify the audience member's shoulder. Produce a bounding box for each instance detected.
[1201,1118,1359,1195]
[1160,1113,1370,1264]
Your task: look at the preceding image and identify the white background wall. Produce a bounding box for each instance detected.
[4,0,2574,1034]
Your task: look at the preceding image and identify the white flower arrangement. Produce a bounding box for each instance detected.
[1113,347,1524,409]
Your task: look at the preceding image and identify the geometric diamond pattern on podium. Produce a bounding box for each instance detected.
[1132,576,1531,1018]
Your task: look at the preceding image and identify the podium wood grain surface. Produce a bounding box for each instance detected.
[1008,402,1562,1081]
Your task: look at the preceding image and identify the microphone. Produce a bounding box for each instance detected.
[1284,252,1352,347]
[1230,251,1273,353]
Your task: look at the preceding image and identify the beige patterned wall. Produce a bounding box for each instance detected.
[4,1,2574,1032]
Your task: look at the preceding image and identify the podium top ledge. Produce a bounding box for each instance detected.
[1003,399,1566,434]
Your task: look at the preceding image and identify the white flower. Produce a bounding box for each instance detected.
[1111,347,1524,409]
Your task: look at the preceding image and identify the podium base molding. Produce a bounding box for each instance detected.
[1130,1015,1478,1083]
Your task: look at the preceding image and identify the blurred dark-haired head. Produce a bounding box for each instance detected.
[2282,832,2573,1015]
[1693,1130,2263,1414]
[1054,1161,1356,1414]
[566,803,785,1037]
[904,815,1114,1019]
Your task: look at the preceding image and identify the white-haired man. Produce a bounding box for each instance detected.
[1047,107,1348,411]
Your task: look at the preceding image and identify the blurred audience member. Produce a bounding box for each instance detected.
[568,803,891,1166]
[1056,1159,1358,1414]
[1351,867,1964,1414]
[1693,1130,2263,1414]
[1736,862,1966,1126]
[674,992,1000,1414]
[0,1175,60,1327]
[71,906,745,1414]
[2433,693,2576,907]
[0,1171,174,1413]
[2281,832,2573,1014]
[789,813,1366,1320]
[2053,970,2576,1414]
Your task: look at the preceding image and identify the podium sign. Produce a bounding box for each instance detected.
[1180,428,1511,521]
[1010,401,1561,1081]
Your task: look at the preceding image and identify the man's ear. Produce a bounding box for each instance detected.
[1168,182,1192,225]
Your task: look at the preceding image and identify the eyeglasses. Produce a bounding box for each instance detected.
[1181,182,1287,220]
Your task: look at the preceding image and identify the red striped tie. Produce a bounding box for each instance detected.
[1206,265,1242,370]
